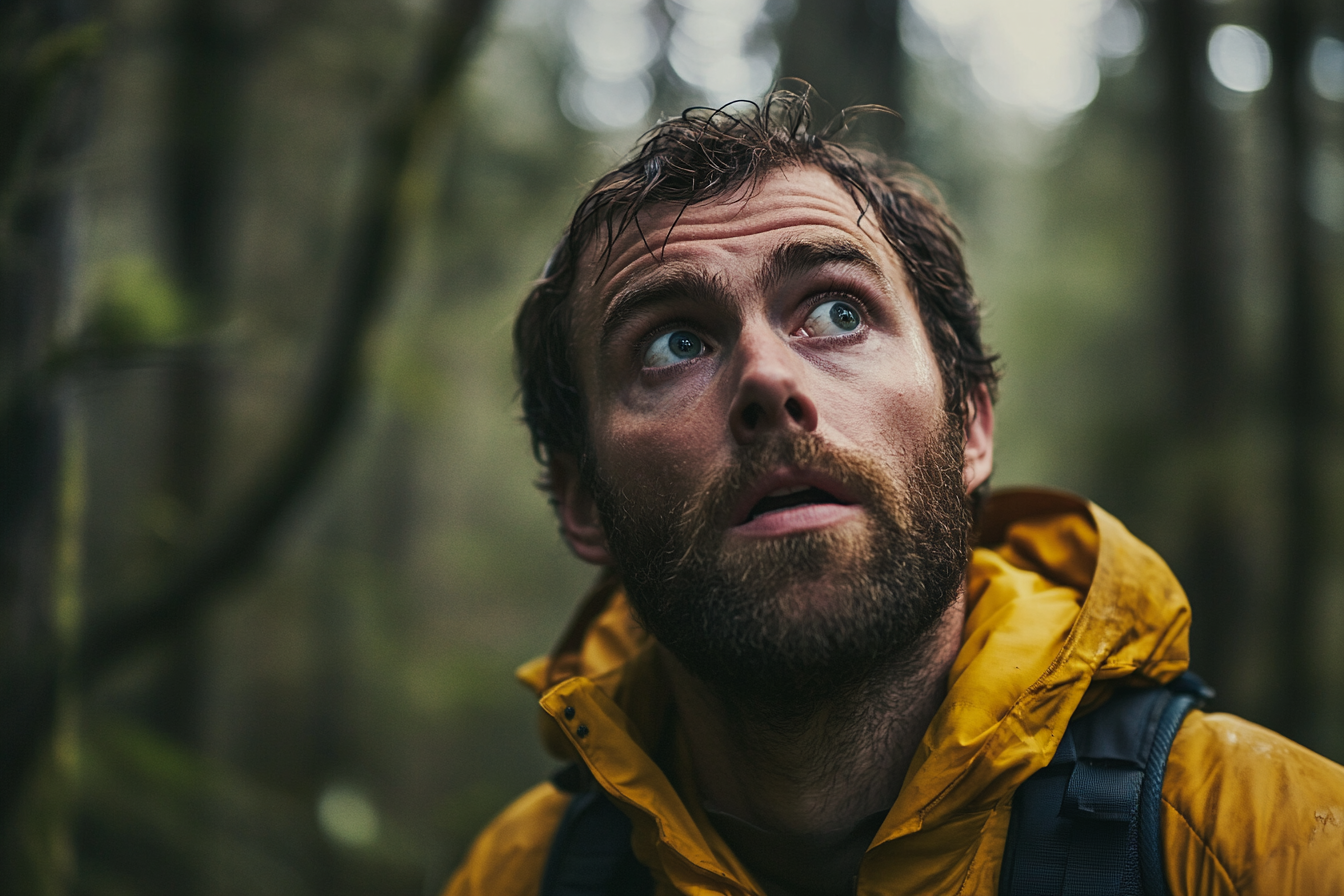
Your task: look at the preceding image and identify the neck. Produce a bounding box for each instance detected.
[662,592,966,838]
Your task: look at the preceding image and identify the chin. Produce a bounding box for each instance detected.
[760,571,872,618]
[717,523,876,586]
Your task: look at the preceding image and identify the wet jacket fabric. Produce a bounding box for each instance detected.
[444,490,1344,896]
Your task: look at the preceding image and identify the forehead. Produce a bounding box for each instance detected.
[572,165,903,324]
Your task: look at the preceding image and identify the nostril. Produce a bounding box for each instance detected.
[784,398,803,422]
[742,403,763,429]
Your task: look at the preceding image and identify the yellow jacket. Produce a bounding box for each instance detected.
[445,490,1344,895]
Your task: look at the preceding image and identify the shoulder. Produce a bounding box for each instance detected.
[1161,710,1344,896]
[442,781,572,896]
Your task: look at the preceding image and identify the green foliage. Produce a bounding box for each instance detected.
[24,21,104,76]
[85,257,189,351]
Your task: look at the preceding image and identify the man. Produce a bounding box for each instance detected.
[446,90,1344,895]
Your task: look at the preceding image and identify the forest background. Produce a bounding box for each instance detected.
[2,0,1343,892]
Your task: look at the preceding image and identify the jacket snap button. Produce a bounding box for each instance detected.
[563,706,575,720]
[576,724,589,738]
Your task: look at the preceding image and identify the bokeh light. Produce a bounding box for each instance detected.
[1094,0,1144,60]
[316,784,381,848]
[558,0,785,131]
[1309,35,1344,102]
[906,0,1145,125]
[1207,24,1272,94]
[666,0,779,105]
[560,0,660,131]
[561,69,656,130]
[567,0,660,78]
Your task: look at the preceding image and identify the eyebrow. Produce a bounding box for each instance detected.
[598,264,731,351]
[596,236,892,351]
[755,236,891,295]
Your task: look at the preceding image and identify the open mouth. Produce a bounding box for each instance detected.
[745,484,851,522]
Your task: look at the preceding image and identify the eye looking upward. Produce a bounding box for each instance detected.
[644,330,706,368]
[800,299,862,337]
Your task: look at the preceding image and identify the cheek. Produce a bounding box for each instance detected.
[593,369,729,491]
[824,354,945,456]
[589,403,720,497]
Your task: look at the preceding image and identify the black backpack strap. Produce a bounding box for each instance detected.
[1136,674,1213,894]
[999,673,1213,896]
[539,763,655,896]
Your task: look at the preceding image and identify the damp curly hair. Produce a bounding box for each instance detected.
[514,85,1000,472]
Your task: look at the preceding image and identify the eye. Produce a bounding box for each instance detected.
[800,299,862,337]
[643,330,706,368]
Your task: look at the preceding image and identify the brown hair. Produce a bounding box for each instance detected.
[514,87,999,467]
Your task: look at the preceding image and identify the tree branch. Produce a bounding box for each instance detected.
[79,0,491,679]
[1,0,494,827]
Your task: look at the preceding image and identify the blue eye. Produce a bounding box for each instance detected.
[802,299,862,336]
[644,330,705,368]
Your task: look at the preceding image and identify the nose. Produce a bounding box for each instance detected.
[728,327,819,445]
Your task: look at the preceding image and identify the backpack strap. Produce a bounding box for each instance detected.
[539,764,655,896]
[999,673,1213,896]
[1137,674,1213,893]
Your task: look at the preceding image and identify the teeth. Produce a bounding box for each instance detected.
[766,484,811,498]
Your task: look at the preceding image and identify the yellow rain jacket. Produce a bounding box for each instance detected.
[445,490,1344,895]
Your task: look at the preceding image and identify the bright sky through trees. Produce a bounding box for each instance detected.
[666,0,779,104]
[906,0,1144,123]
[1207,24,1272,94]
[1310,36,1344,103]
[562,0,659,129]
[560,0,783,130]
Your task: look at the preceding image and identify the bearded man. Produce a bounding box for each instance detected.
[444,91,1344,896]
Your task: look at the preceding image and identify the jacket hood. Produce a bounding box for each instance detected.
[515,488,1192,894]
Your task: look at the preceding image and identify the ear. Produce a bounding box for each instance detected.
[549,452,614,566]
[962,383,994,494]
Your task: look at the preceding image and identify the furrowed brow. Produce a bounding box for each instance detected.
[598,265,729,350]
[755,237,891,295]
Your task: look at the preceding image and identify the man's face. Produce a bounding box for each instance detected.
[556,165,991,705]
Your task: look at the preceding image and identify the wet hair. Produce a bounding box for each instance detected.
[514,86,999,470]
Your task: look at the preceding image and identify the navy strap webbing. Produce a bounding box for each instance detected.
[998,672,1213,896]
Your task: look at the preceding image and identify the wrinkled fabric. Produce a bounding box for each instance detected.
[445,490,1344,896]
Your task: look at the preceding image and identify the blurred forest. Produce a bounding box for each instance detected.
[2,0,1342,892]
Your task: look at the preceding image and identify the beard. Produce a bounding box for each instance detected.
[586,419,973,713]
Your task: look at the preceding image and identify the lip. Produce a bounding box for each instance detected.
[726,467,862,530]
[732,502,863,537]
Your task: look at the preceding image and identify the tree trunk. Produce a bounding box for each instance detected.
[140,0,249,754]
[0,0,91,887]
[1267,0,1323,749]
[1147,0,1252,708]
[778,0,905,126]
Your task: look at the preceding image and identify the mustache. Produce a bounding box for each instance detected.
[675,431,902,547]
[588,418,967,589]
